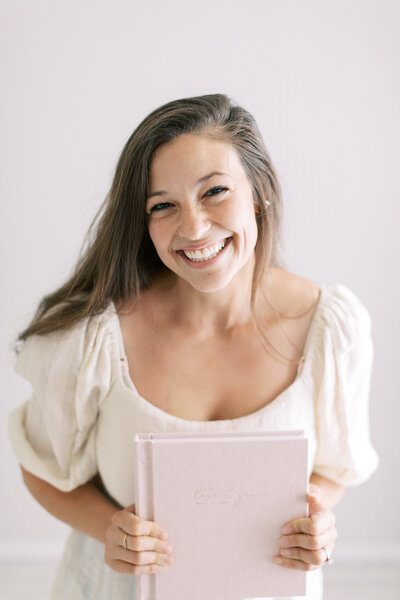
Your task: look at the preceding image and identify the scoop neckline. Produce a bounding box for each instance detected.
[108,283,326,425]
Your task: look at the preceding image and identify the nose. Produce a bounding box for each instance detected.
[178,204,211,240]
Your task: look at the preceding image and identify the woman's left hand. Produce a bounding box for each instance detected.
[272,483,337,571]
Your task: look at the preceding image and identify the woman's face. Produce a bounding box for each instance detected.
[146,133,258,293]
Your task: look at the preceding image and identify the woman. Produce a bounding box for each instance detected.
[9,93,379,600]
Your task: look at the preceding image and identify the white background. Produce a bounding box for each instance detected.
[1,0,399,565]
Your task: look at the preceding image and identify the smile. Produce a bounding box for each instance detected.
[182,239,227,262]
[176,237,232,268]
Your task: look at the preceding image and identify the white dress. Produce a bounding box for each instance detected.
[8,283,379,600]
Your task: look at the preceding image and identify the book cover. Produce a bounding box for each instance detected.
[134,430,308,600]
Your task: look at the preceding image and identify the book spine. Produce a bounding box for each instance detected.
[136,437,156,600]
[135,437,155,520]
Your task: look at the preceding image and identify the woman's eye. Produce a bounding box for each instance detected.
[147,187,228,215]
[148,202,173,214]
[204,186,228,197]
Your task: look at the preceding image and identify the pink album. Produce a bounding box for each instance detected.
[134,430,308,600]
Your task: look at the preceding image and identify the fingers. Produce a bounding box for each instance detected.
[106,527,172,555]
[273,555,320,571]
[307,492,322,512]
[274,542,335,568]
[109,545,174,567]
[104,558,171,576]
[282,507,335,536]
[278,527,337,552]
[127,532,172,554]
[104,506,174,575]
[275,496,337,571]
[114,509,169,541]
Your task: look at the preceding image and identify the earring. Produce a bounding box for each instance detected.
[265,200,271,206]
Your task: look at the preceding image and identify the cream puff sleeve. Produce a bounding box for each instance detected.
[8,311,113,491]
[312,284,379,487]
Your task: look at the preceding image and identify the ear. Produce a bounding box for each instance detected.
[254,202,260,214]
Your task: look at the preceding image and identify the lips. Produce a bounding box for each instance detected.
[176,237,232,267]
[181,239,227,262]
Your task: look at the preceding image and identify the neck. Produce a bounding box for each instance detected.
[154,257,261,336]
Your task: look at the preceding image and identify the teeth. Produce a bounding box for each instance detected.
[182,239,227,262]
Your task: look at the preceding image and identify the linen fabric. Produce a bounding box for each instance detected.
[8,282,379,600]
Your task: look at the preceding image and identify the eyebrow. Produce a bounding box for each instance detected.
[147,171,230,199]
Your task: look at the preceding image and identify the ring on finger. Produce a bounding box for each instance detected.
[122,533,128,551]
[322,546,334,565]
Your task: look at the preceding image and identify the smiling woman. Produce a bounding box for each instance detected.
[145,134,258,293]
[8,94,379,600]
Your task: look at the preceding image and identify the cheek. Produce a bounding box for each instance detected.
[148,222,169,254]
[231,209,258,241]
[220,204,247,232]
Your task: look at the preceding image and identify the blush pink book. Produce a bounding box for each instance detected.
[134,430,308,600]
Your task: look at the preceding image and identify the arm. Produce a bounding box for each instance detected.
[20,465,174,575]
[20,465,118,544]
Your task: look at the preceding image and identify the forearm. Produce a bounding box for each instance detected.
[309,471,345,509]
[20,465,119,544]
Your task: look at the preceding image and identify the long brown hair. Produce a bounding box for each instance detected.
[17,93,287,358]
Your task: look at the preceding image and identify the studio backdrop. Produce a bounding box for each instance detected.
[1,0,399,568]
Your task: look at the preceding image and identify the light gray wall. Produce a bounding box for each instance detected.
[1,0,399,563]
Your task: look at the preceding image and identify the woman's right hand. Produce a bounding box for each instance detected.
[104,504,174,575]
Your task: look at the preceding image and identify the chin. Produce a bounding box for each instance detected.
[185,275,237,294]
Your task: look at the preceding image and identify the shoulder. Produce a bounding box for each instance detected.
[264,267,321,319]
[320,282,371,322]
[317,282,372,354]
[17,304,116,355]
[15,304,118,393]
[265,269,372,355]
[266,268,371,324]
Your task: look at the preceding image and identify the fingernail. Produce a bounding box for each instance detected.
[161,555,172,565]
[282,525,292,534]
[273,556,284,565]
[280,549,291,557]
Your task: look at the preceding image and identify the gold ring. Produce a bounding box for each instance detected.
[122,533,128,550]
